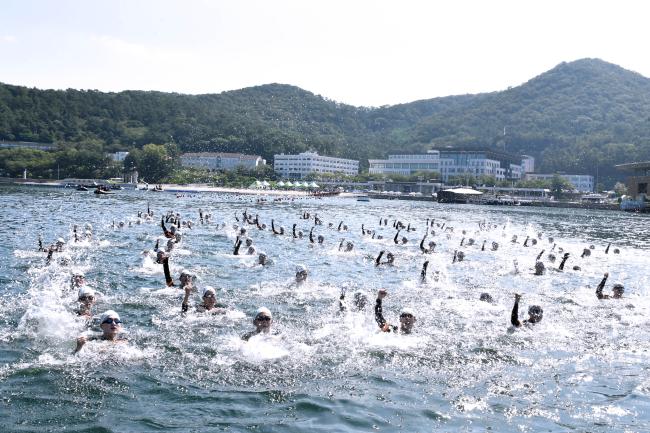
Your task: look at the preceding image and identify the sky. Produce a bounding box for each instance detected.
[1,0,649,107]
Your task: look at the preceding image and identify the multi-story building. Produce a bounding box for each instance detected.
[180,152,266,171]
[524,173,594,192]
[369,151,441,177]
[433,147,524,182]
[273,151,359,179]
[521,155,535,173]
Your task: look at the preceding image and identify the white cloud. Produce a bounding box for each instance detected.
[1,35,16,43]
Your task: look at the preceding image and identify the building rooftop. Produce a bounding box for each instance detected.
[615,161,650,171]
[181,152,262,160]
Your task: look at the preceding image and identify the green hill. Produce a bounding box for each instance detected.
[1,58,649,183]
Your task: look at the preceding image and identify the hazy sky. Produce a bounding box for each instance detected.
[1,0,649,106]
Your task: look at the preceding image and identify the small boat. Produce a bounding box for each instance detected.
[357,195,370,202]
[94,187,114,195]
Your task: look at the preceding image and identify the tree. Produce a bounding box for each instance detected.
[613,181,628,196]
[130,143,174,183]
[550,174,573,199]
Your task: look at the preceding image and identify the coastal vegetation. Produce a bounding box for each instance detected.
[1,58,649,186]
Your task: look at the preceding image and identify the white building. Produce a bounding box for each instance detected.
[274,151,359,179]
[434,148,524,182]
[180,152,266,171]
[521,155,535,173]
[524,173,594,192]
[111,151,130,162]
[369,151,441,177]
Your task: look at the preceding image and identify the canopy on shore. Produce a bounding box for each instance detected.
[285,181,294,187]
[248,180,262,189]
[444,188,483,195]
[276,181,285,187]
[309,182,319,188]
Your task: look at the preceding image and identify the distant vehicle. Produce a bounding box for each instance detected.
[357,195,370,202]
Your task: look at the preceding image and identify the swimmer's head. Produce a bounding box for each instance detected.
[479,293,493,303]
[345,241,354,252]
[202,286,217,308]
[456,251,465,262]
[71,272,85,288]
[179,269,194,285]
[491,242,499,251]
[78,286,96,303]
[547,254,556,262]
[353,292,368,310]
[531,239,537,245]
[527,305,543,323]
[170,226,176,234]
[572,265,581,271]
[534,261,545,275]
[399,307,416,333]
[295,264,308,282]
[258,252,267,265]
[99,310,122,337]
[317,235,324,244]
[254,307,273,331]
[246,246,256,255]
[245,238,253,247]
[613,248,620,254]
[56,237,65,246]
[612,283,625,298]
[582,248,591,257]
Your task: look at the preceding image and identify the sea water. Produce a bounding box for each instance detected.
[1,185,649,432]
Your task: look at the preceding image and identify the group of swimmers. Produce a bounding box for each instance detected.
[38,201,629,354]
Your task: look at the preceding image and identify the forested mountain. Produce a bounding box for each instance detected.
[1,58,650,182]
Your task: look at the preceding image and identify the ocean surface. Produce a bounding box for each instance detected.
[1,185,649,433]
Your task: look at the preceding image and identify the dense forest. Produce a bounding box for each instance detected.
[1,58,650,185]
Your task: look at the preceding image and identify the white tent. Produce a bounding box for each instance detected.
[309,182,319,188]
[277,181,285,187]
[249,180,262,189]
[445,188,483,195]
[294,181,304,188]
[285,181,294,187]
[261,180,270,187]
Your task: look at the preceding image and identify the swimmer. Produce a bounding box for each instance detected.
[339,289,368,312]
[271,219,284,235]
[76,286,96,317]
[375,250,394,266]
[375,289,416,334]
[71,272,86,291]
[420,235,436,254]
[242,307,274,340]
[510,294,543,327]
[74,310,126,353]
[295,264,308,285]
[491,242,499,251]
[595,272,624,299]
[161,217,176,238]
[182,286,226,314]
[534,261,545,275]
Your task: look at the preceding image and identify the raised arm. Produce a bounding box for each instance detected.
[511,294,522,327]
[596,272,609,299]
[375,250,385,266]
[394,230,400,244]
[375,289,388,329]
[420,235,427,253]
[421,261,429,282]
[309,227,315,243]
[558,252,570,270]
[233,238,242,255]
[162,256,174,286]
